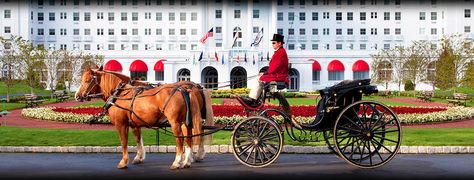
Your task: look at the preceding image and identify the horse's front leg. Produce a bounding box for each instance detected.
[132,127,146,164]
[116,124,130,169]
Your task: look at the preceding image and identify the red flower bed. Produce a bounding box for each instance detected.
[53,105,447,117]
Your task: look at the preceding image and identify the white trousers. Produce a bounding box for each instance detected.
[249,75,264,100]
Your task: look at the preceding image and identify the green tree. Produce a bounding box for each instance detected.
[462,61,474,89]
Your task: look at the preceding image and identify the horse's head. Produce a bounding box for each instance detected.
[75,67,102,102]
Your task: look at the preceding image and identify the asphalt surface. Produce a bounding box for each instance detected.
[0,153,473,180]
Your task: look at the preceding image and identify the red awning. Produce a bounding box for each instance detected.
[311,60,321,71]
[352,60,370,71]
[327,60,345,71]
[154,59,165,71]
[129,60,148,72]
[104,60,123,72]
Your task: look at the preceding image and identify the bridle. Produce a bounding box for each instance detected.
[79,71,103,101]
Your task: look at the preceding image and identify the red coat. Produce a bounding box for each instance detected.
[260,47,289,83]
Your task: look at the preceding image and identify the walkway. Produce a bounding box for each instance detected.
[1,97,474,130]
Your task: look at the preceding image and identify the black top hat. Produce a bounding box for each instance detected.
[270,34,285,43]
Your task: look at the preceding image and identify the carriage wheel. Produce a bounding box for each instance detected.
[333,100,402,168]
[231,116,284,168]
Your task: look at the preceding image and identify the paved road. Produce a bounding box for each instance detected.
[0,153,473,180]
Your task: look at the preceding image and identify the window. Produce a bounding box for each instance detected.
[466,9,471,18]
[289,28,294,35]
[73,12,79,21]
[384,28,390,35]
[395,28,401,35]
[312,12,318,20]
[180,12,186,21]
[38,12,44,21]
[371,12,377,19]
[60,44,67,50]
[169,12,175,21]
[38,28,44,35]
[277,12,284,21]
[312,28,318,35]
[156,29,162,35]
[371,28,377,35]
[60,28,67,35]
[60,12,67,19]
[73,0,79,5]
[360,44,366,50]
[465,26,471,33]
[384,43,390,49]
[84,12,91,21]
[360,12,366,20]
[336,12,342,21]
[156,13,162,21]
[360,28,366,35]
[384,12,390,20]
[215,27,222,33]
[253,10,260,18]
[347,12,353,20]
[4,10,11,19]
[180,44,186,50]
[328,71,344,81]
[84,29,91,35]
[97,28,104,35]
[288,44,295,50]
[299,12,305,20]
[234,10,241,18]
[431,12,437,20]
[132,44,139,50]
[323,12,329,19]
[323,28,329,35]
[145,28,152,35]
[431,28,437,35]
[191,29,197,35]
[180,29,186,35]
[288,12,295,21]
[4,26,11,34]
[132,12,138,21]
[347,28,354,35]
[97,12,103,19]
[353,71,369,79]
[216,10,222,18]
[277,28,283,35]
[108,44,115,50]
[49,29,56,35]
[420,12,426,20]
[108,29,114,35]
[336,28,342,35]
[121,12,127,21]
[132,29,138,35]
[300,28,306,35]
[73,29,80,35]
[313,70,320,81]
[191,13,197,21]
[169,29,175,35]
[155,70,164,81]
[336,44,342,50]
[49,12,55,21]
[395,12,401,20]
[121,0,127,5]
[312,44,319,50]
[108,12,114,21]
[84,44,91,50]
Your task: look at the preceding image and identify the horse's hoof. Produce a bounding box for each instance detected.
[132,159,144,164]
[170,165,180,170]
[117,164,128,169]
[183,164,191,168]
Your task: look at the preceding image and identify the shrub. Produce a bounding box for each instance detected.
[404,80,415,91]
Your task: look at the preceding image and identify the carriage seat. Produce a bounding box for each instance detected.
[264,81,288,92]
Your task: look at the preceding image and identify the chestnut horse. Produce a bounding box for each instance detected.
[75,68,214,169]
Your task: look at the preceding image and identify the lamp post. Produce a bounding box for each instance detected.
[0,98,9,126]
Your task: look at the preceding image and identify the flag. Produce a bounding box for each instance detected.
[198,51,203,61]
[236,54,240,62]
[231,32,239,48]
[192,54,196,65]
[215,51,219,61]
[199,28,213,44]
[266,51,270,61]
[252,54,255,65]
[221,54,225,65]
[244,53,247,62]
[260,54,263,62]
[251,27,263,47]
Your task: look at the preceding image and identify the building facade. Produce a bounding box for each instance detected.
[1,0,474,91]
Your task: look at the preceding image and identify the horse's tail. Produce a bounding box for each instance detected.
[202,88,214,145]
[190,89,204,147]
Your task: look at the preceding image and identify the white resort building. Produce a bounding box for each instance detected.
[1,0,474,91]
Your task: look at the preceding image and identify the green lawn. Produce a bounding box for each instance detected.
[0,82,51,95]
[0,126,473,146]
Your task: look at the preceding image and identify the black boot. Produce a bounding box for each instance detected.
[240,96,261,108]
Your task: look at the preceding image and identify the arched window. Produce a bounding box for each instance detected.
[328,60,345,81]
[177,68,191,82]
[288,68,299,92]
[311,59,321,81]
[427,61,436,82]
[201,66,218,90]
[129,60,148,81]
[154,59,165,81]
[352,60,370,80]
[230,66,247,89]
[232,27,242,48]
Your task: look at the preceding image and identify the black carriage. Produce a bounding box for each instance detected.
[232,79,402,168]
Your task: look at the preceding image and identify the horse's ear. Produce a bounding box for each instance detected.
[85,67,92,72]
[98,65,103,71]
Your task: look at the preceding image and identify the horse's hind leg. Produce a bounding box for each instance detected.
[132,127,146,164]
[170,122,185,169]
[116,124,130,169]
[181,125,194,168]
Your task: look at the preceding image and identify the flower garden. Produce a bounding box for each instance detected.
[21,104,474,125]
